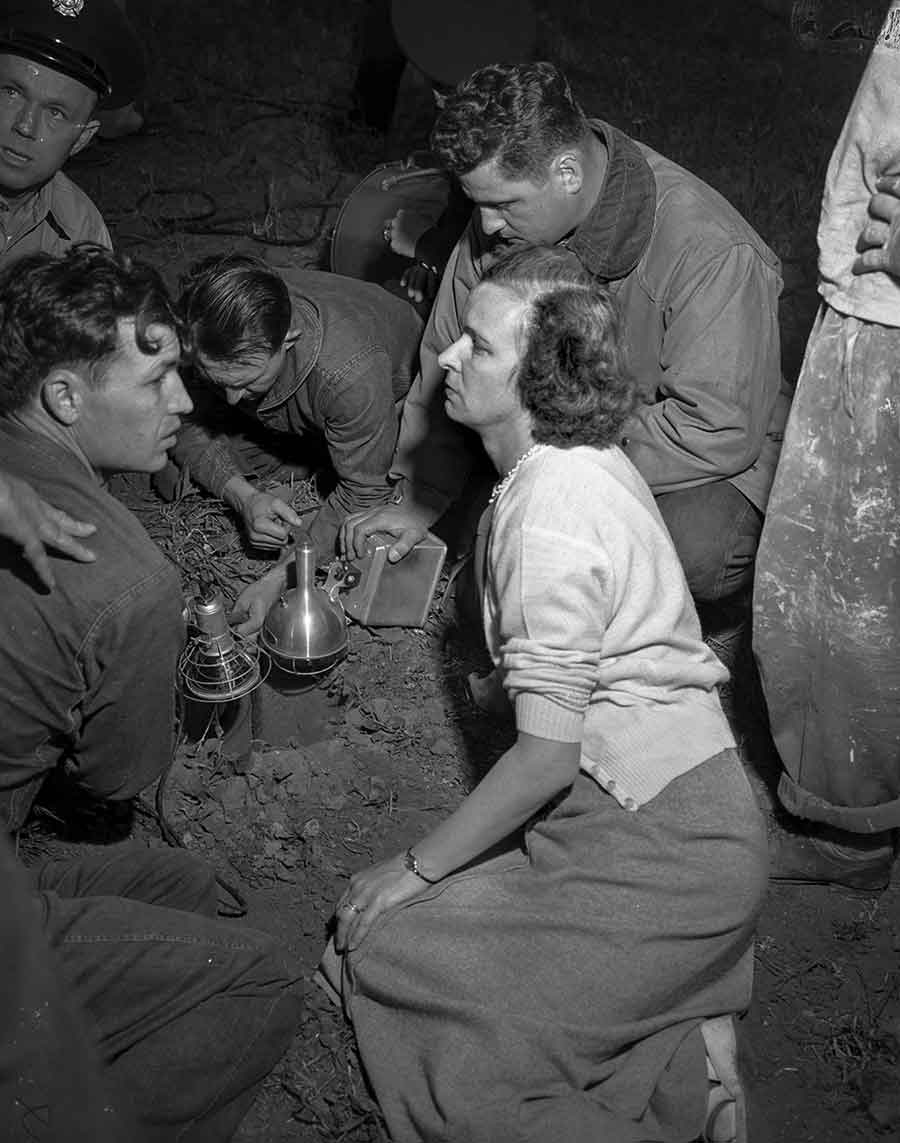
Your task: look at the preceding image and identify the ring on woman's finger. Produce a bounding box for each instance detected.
[383,227,391,243]
[342,901,364,914]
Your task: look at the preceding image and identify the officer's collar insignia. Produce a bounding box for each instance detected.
[52,0,85,16]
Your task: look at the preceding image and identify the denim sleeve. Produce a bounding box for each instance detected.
[74,563,183,801]
[0,833,121,1143]
[623,243,782,492]
[305,345,403,554]
[170,401,242,499]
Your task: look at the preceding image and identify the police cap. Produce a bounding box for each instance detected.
[0,0,145,108]
[391,0,537,89]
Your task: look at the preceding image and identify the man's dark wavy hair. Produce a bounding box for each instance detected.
[0,244,178,417]
[178,254,292,364]
[481,245,637,448]
[430,62,592,180]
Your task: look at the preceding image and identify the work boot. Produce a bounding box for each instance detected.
[768,826,895,891]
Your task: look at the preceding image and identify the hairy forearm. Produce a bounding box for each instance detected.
[410,732,580,881]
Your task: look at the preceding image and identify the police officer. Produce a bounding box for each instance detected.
[0,0,144,267]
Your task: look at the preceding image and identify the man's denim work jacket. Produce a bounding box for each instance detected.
[0,425,183,832]
[174,268,423,551]
[394,120,792,520]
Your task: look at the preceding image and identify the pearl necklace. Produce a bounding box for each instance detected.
[487,443,546,506]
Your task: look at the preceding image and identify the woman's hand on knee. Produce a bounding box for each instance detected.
[333,855,428,953]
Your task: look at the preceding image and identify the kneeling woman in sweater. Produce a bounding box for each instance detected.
[319,246,767,1143]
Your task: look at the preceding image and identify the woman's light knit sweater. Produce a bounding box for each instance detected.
[484,443,735,809]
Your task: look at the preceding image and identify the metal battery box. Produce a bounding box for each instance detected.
[333,531,446,628]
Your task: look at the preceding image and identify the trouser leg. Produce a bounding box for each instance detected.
[0,835,124,1143]
[0,771,48,834]
[754,306,900,832]
[32,843,219,917]
[655,481,763,606]
[40,848,302,1143]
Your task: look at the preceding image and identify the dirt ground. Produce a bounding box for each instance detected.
[25,0,900,1139]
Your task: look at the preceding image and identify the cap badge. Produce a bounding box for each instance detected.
[51,0,85,16]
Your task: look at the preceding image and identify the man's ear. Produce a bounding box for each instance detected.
[41,368,86,426]
[69,119,101,158]
[553,152,584,196]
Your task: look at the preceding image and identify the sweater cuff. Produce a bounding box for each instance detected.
[515,693,584,743]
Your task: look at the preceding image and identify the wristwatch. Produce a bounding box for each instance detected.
[404,847,438,884]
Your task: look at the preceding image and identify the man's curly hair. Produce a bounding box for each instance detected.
[481,246,637,448]
[0,244,178,417]
[430,62,592,180]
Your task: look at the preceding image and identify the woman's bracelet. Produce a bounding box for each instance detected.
[404,846,439,884]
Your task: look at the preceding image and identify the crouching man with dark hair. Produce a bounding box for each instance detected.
[171,254,423,559]
[0,245,301,1142]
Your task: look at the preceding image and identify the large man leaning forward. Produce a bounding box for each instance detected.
[344,62,792,646]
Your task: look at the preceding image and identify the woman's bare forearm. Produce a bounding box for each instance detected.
[409,731,581,881]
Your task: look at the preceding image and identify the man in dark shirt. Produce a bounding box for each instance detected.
[173,253,423,556]
[0,246,301,1140]
[0,245,191,829]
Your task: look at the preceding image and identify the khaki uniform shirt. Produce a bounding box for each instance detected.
[0,171,110,269]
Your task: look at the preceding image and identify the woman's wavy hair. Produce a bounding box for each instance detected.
[0,244,178,417]
[481,245,637,448]
[178,254,291,364]
[430,62,592,181]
